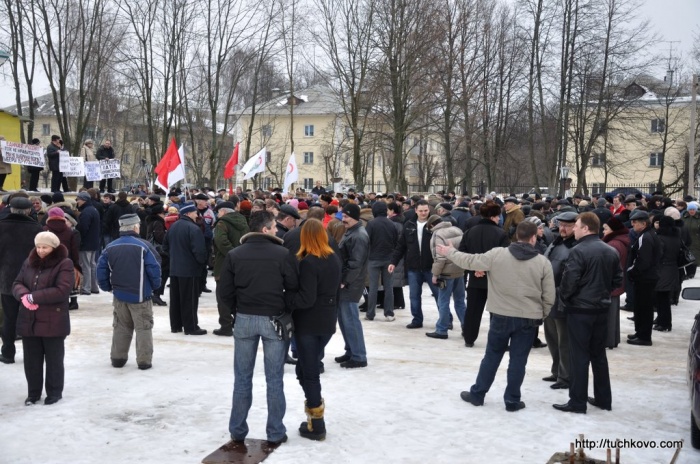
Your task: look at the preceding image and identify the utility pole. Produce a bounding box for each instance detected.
[690,73,697,197]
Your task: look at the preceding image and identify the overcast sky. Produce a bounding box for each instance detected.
[0,0,697,109]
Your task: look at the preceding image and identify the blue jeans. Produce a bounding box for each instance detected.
[367,259,394,319]
[337,301,367,362]
[407,270,439,325]
[229,313,287,442]
[470,314,538,405]
[436,276,466,334]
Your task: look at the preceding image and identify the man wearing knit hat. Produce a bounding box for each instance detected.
[97,214,162,369]
[0,197,44,363]
[162,203,209,335]
[335,203,369,368]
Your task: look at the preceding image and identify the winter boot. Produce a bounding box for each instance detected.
[299,399,326,441]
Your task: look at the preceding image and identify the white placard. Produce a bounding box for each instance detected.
[0,141,45,167]
[85,161,102,181]
[63,157,85,177]
[58,150,72,171]
[99,159,121,179]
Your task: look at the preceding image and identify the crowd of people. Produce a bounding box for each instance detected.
[0,182,695,441]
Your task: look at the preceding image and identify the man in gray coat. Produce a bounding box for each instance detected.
[437,221,555,412]
[334,203,369,369]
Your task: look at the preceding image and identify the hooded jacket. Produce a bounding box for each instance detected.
[430,221,465,279]
[447,242,555,319]
[213,211,249,279]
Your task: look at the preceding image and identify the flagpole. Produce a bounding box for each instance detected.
[180,143,189,200]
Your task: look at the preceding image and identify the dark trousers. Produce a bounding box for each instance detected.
[28,170,41,191]
[463,287,488,345]
[606,296,621,349]
[655,290,672,328]
[215,279,233,331]
[633,282,656,341]
[0,173,6,189]
[169,276,201,332]
[156,256,169,296]
[50,170,64,192]
[99,178,113,192]
[83,178,94,189]
[23,336,66,399]
[295,333,332,408]
[0,293,20,360]
[567,312,611,410]
[393,287,405,308]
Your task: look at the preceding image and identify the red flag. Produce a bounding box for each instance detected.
[224,142,239,179]
[155,138,182,191]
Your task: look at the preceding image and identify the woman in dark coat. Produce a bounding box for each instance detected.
[146,204,168,306]
[602,217,630,348]
[289,219,342,441]
[654,216,681,331]
[13,231,74,405]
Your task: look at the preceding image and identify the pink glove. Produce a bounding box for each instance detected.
[21,294,39,311]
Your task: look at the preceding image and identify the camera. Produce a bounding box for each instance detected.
[436,278,447,289]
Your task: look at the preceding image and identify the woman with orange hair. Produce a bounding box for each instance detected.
[289,218,341,441]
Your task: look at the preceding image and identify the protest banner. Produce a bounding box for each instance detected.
[99,159,121,179]
[85,161,102,181]
[59,150,71,171]
[63,157,85,177]
[0,141,44,167]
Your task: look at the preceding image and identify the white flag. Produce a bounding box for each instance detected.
[241,147,267,180]
[283,152,298,193]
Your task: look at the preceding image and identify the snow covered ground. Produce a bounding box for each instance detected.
[2,275,700,464]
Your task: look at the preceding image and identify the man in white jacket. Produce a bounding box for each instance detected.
[436,221,555,412]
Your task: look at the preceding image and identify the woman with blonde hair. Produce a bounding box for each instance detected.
[289,219,341,441]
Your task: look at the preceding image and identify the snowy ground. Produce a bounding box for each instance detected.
[1,275,700,464]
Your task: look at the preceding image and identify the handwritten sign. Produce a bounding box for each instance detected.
[0,141,44,167]
[99,159,121,179]
[58,150,72,171]
[85,161,102,181]
[63,157,84,177]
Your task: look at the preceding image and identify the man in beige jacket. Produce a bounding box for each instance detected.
[436,221,555,412]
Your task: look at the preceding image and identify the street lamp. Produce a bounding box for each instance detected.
[0,50,9,67]
[559,165,570,198]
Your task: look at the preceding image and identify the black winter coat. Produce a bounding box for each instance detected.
[366,214,398,261]
[339,223,369,302]
[46,143,61,171]
[391,218,434,271]
[103,199,136,240]
[95,145,115,160]
[0,213,44,294]
[459,218,509,289]
[219,233,298,317]
[290,253,342,335]
[560,234,623,314]
[76,203,101,251]
[451,207,472,231]
[13,245,74,337]
[627,226,661,283]
[543,235,577,318]
[656,227,681,292]
[162,215,207,277]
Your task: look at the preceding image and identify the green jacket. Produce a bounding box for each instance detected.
[682,211,700,258]
[213,211,249,279]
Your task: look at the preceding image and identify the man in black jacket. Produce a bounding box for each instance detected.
[365,202,398,321]
[626,210,661,346]
[47,135,64,193]
[553,212,622,414]
[390,200,438,329]
[459,202,509,346]
[96,140,116,193]
[163,203,209,335]
[0,197,44,363]
[219,210,298,445]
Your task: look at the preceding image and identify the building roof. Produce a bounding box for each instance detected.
[239,85,344,117]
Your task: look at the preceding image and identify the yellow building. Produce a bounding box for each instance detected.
[0,109,29,190]
[570,80,695,195]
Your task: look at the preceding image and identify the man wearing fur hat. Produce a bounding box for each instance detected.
[0,197,44,363]
[97,214,162,370]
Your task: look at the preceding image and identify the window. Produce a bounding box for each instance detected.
[590,153,605,167]
[649,152,663,167]
[84,125,102,140]
[303,152,314,164]
[262,124,272,137]
[304,125,314,137]
[42,124,51,136]
[122,153,130,165]
[651,118,665,133]
[590,183,603,195]
[303,178,314,190]
[266,151,271,163]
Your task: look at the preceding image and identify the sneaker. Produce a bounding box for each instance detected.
[383,315,396,322]
[340,359,367,369]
